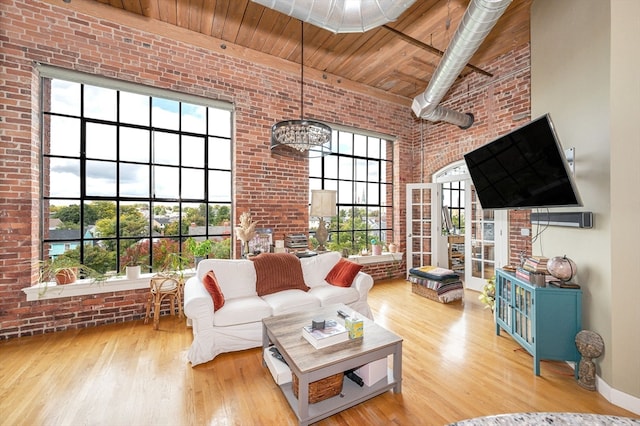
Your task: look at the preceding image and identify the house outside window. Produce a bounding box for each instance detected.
[309,128,394,254]
[40,70,233,276]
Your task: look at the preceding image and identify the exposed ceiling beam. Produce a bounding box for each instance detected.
[381,24,493,78]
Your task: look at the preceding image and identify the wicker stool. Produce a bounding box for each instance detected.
[144,275,183,330]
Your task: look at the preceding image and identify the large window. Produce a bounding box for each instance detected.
[41,71,233,276]
[309,129,393,254]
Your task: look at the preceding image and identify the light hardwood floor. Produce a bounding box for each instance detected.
[1,279,637,425]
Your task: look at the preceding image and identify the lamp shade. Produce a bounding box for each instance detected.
[310,190,337,217]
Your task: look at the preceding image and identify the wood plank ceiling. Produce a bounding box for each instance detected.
[92,0,532,100]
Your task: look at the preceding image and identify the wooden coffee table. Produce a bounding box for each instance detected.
[262,303,402,426]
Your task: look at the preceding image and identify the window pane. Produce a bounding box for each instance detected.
[381,139,390,160]
[338,157,352,180]
[208,137,231,169]
[309,157,321,177]
[120,92,150,126]
[49,116,80,156]
[354,134,367,157]
[183,135,205,168]
[120,127,150,162]
[48,79,81,115]
[208,108,231,138]
[367,183,379,204]
[355,182,367,204]
[153,131,179,165]
[324,155,338,179]
[368,160,379,182]
[208,170,231,202]
[86,160,116,196]
[119,202,149,238]
[368,137,380,159]
[84,85,117,121]
[153,202,179,236]
[120,163,149,197]
[49,158,80,198]
[337,131,352,155]
[182,103,206,134]
[86,123,116,160]
[338,181,352,204]
[182,168,204,199]
[355,159,367,181]
[152,98,179,130]
[153,165,179,198]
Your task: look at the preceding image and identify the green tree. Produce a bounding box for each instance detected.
[211,205,230,226]
[211,238,231,259]
[91,201,116,222]
[55,204,80,224]
[184,206,205,226]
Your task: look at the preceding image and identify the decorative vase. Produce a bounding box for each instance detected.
[388,243,398,253]
[126,265,141,280]
[372,245,382,256]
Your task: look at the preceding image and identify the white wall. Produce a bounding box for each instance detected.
[531,0,639,412]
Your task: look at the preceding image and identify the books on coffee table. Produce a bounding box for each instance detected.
[302,320,349,349]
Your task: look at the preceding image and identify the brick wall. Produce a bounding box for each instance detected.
[0,0,531,339]
[410,43,533,266]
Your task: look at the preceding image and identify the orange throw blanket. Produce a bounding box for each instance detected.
[251,253,309,296]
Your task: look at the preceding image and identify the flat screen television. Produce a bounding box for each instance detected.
[463,114,582,209]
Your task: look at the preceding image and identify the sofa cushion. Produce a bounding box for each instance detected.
[308,285,360,307]
[300,251,342,288]
[325,258,363,287]
[203,270,225,310]
[197,259,257,300]
[213,296,272,327]
[252,253,309,296]
[261,289,321,316]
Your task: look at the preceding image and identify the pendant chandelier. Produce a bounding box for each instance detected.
[270,21,332,158]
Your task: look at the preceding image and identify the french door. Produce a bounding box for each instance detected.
[406,181,507,291]
[464,184,508,292]
[405,183,439,275]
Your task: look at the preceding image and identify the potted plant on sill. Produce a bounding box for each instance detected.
[120,242,150,280]
[36,257,106,290]
[186,237,213,265]
[370,238,382,256]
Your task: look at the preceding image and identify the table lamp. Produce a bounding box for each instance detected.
[310,190,337,251]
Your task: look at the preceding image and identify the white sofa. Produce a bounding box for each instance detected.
[183,251,374,366]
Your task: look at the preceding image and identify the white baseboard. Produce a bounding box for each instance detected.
[597,375,640,416]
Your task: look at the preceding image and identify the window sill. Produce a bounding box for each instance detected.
[22,271,195,301]
[347,252,403,265]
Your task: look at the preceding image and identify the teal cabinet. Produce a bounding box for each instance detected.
[495,269,582,377]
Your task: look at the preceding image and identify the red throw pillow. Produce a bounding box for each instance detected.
[203,270,225,310]
[325,258,363,287]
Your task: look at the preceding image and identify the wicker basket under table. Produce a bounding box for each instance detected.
[292,372,343,404]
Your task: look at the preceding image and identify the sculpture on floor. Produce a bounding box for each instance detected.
[575,330,604,391]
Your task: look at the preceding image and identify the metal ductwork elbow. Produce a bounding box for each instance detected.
[411,0,512,129]
[251,0,417,33]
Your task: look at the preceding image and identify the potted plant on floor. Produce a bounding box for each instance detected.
[479,276,496,312]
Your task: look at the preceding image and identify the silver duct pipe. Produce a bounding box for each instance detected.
[251,0,417,33]
[411,0,512,129]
